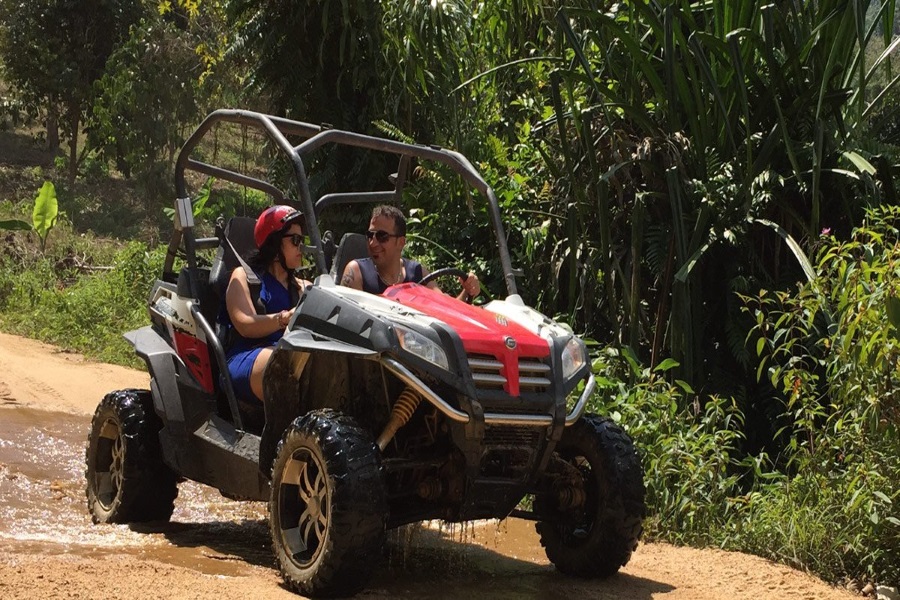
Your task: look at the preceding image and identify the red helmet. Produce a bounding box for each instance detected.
[254,205,304,248]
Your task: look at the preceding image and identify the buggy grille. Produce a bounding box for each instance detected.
[467,354,551,395]
[484,425,542,447]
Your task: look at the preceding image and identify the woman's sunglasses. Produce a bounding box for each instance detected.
[282,233,307,247]
[366,229,402,243]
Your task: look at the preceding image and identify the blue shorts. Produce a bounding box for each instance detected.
[226,347,265,403]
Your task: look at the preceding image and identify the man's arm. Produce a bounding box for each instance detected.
[340,260,364,290]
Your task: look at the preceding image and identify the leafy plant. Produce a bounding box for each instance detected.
[0,240,165,367]
[163,177,214,222]
[588,350,749,544]
[0,180,59,252]
[0,0,144,184]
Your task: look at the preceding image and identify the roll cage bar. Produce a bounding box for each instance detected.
[168,109,518,298]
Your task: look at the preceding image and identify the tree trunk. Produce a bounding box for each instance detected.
[45,101,59,153]
[67,109,79,188]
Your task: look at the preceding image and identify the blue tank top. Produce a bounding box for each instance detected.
[223,270,295,357]
[357,257,423,294]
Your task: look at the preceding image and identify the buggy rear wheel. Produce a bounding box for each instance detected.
[536,414,646,577]
[270,409,386,597]
[85,389,178,524]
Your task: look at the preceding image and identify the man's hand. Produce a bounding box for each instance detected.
[457,272,481,302]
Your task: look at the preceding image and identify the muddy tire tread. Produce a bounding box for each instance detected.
[85,389,178,524]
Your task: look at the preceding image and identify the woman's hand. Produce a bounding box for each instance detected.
[275,308,294,329]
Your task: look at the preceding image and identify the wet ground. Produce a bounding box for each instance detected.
[1,407,865,600]
[0,406,628,599]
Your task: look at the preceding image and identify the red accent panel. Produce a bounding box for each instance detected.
[384,284,549,355]
[173,330,215,394]
[383,283,549,395]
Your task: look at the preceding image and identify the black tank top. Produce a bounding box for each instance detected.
[357,257,423,294]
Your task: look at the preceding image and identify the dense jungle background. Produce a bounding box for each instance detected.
[1,0,899,589]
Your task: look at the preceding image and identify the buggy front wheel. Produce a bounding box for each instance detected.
[535,414,646,577]
[269,409,387,597]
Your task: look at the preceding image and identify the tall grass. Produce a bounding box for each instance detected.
[531,0,900,391]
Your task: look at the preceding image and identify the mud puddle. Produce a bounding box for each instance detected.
[0,407,272,576]
[0,406,586,598]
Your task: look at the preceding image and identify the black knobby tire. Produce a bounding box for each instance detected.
[536,414,646,577]
[269,409,387,597]
[85,389,179,524]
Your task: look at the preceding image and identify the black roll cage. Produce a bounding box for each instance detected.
[168,109,518,298]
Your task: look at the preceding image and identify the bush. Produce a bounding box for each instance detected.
[0,237,164,368]
[739,205,900,583]
[588,349,748,545]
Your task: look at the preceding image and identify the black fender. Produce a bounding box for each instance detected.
[258,331,380,476]
[124,326,186,437]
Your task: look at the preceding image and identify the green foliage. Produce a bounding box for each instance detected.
[492,0,900,396]
[31,180,57,251]
[589,350,748,545]
[226,0,383,128]
[162,177,213,222]
[740,206,900,582]
[0,0,144,183]
[0,195,153,366]
[0,218,30,231]
[593,333,900,583]
[0,240,163,367]
[88,13,212,181]
[402,124,548,298]
[0,180,59,251]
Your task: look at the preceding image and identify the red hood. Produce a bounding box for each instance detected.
[383,283,551,393]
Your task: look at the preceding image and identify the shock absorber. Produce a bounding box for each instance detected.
[557,486,586,510]
[376,387,422,451]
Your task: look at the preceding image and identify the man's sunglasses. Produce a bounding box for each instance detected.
[366,229,402,243]
[282,233,307,247]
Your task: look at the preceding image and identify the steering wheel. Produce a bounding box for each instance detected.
[418,267,474,304]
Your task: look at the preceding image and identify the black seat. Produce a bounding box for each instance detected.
[209,217,258,297]
[207,216,266,431]
[330,232,369,280]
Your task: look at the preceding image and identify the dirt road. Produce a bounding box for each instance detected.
[0,331,859,599]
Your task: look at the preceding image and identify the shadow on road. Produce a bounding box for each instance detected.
[136,517,673,600]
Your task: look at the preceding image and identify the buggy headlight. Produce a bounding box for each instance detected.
[395,325,449,370]
[561,337,587,380]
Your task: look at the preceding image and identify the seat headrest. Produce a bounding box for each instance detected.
[222,216,258,273]
[330,232,369,280]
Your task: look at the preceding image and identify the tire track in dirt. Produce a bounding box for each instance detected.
[0,380,17,404]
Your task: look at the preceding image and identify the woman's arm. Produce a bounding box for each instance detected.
[225,268,291,338]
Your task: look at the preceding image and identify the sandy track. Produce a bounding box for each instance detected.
[0,332,858,599]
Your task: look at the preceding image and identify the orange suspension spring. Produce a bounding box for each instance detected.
[376,387,422,450]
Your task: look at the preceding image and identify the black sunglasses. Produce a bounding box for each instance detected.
[366,229,402,243]
[282,233,306,247]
